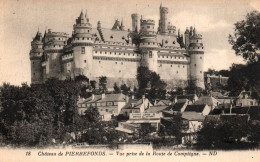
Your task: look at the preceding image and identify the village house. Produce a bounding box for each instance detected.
[173,94,198,104]
[235,91,259,107]
[77,93,127,116]
[193,96,219,111]
[184,104,211,116]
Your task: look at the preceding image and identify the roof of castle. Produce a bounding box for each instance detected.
[156,34,180,48]
[98,28,129,43]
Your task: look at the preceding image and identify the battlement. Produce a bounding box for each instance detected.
[141,19,155,25]
[47,29,69,37]
[131,13,138,18]
[168,25,176,30]
[191,34,202,39]
[161,7,168,13]
[94,41,136,47]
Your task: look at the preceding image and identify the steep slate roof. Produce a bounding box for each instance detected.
[211,92,224,98]
[193,96,218,107]
[99,28,129,43]
[121,98,142,110]
[171,102,186,112]
[155,99,172,106]
[181,112,205,121]
[146,105,168,113]
[156,34,180,48]
[185,104,207,113]
[210,106,260,120]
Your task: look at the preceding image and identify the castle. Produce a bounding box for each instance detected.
[29,5,205,90]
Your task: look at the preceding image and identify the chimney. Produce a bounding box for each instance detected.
[92,94,95,100]
[142,95,145,104]
[126,95,129,103]
[101,93,105,99]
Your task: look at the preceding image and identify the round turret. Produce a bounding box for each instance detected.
[71,11,94,79]
[139,19,159,73]
[131,13,139,32]
[188,28,205,89]
[30,31,44,84]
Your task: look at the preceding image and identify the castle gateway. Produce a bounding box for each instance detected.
[30,5,205,89]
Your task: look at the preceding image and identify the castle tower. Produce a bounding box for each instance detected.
[139,19,158,73]
[71,10,94,79]
[43,29,68,80]
[188,27,205,89]
[30,31,44,84]
[120,19,125,31]
[131,13,139,32]
[158,4,168,35]
[184,27,190,49]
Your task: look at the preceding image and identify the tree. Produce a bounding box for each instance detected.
[84,106,100,123]
[136,66,167,102]
[229,10,260,63]
[139,123,156,140]
[120,84,130,95]
[161,114,183,143]
[99,76,107,93]
[90,80,96,90]
[197,116,252,149]
[136,66,151,96]
[113,83,121,93]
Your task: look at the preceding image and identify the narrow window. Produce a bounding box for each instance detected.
[81,47,85,54]
[149,51,152,58]
[84,60,86,63]
[194,64,196,67]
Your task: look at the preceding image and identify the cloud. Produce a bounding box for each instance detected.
[204,49,245,71]
[170,11,232,32]
[250,0,260,11]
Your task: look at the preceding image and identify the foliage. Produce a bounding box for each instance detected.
[83,106,100,123]
[136,66,167,102]
[99,76,107,93]
[196,116,258,150]
[139,123,156,140]
[185,80,206,96]
[120,84,130,95]
[159,114,183,143]
[227,62,260,96]
[229,10,260,63]
[90,80,97,90]
[113,83,121,93]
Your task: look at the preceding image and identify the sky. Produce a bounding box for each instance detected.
[0,0,259,85]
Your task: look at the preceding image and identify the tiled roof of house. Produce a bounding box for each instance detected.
[181,112,205,121]
[185,104,207,113]
[146,105,168,113]
[155,99,172,106]
[172,102,186,112]
[210,106,260,121]
[193,96,218,107]
[121,98,141,109]
[82,93,126,104]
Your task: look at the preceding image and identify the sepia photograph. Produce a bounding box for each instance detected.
[0,0,260,161]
